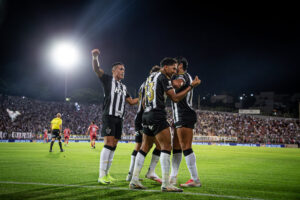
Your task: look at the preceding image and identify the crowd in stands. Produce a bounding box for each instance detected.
[1,94,299,145]
[195,111,300,144]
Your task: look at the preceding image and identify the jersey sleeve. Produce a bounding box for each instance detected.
[99,73,112,87]
[161,75,174,92]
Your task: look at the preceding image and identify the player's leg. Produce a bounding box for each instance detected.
[98,116,116,184]
[170,128,182,185]
[90,136,93,148]
[105,117,122,181]
[58,135,64,152]
[177,127,201,187]
[145,138,162,183]
[105,137,118,180]
[98,135,114,184]
[155,127,183,192]
[49,132,56,152]
[130,134,154,189]
[126,132,142,181]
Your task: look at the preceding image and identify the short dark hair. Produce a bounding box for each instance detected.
[112,62,124,69]
[160,57,177,68]
[91,121,95,124]
[150,65,161,74]
[175,56,188,71]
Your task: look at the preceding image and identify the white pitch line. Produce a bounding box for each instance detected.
[0,181,265,200]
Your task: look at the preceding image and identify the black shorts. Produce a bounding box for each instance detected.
[142,110,169,137]
[52,129,61,139]
[174,110,197,129]
[101,115,123,139]
[135,130,143,143]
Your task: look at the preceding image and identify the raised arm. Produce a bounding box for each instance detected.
[91,49,104,78]
[167,76,201,103]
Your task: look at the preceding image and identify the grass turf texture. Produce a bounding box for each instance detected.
[0,143,299,200]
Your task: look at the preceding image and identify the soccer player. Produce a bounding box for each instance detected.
[43,129,48,143]
[49,113,64,152]
[129,57,201,192]
[63,127,71,146]
[91,49,138,185]
[86,121,99,149]
[170,56,201,187]
[126,65,162,184]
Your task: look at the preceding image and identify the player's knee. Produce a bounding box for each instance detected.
[161,143,171,151]
[181,143,191,151]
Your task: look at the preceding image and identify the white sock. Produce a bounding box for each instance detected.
[106,150,115,175]
[170,152,182,178]
[160,152,171,187]
[99,147,111,178]
[131,152,146,182]
[147,154,160,175]
[185,152,199,181]
[128,155,136,175]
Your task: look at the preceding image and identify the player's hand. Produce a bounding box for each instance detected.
[191,76,201,87]
[91,49,100,57]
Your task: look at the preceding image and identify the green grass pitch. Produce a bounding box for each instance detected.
[0,142,299,200]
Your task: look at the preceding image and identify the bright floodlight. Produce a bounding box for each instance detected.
[50,41,80,69]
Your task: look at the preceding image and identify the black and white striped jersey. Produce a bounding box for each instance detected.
[171,73,194,123]
[134,81,145,125]
[144,72,173,112]
[99,74,130,118]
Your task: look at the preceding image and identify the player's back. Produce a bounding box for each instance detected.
[51,117,62,130]
[144,72,172,113]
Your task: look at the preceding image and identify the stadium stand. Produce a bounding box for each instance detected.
[0,94,299,145]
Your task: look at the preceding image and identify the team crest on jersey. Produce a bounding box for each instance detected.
[106,128,111,134]
[135,131,140,137]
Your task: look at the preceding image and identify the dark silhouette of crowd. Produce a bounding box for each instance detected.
[1,94,299,145]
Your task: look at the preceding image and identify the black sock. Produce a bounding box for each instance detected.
[50,141,54,150]
[132,150,138,156]
[59,142,63,151]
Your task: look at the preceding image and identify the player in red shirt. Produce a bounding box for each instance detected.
[43,129,48,143]
[86,121,99,149]
[64,127,71,146]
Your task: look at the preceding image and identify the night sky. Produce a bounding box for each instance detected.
[0,0,299,101]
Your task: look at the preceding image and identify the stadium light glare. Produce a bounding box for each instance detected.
[50,41,80,70]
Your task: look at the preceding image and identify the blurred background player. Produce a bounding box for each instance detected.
[170,56,201,187]
[126,65,162,184]
[86,121,99,149]
[63,127,71,146]
[43,128,48,143]
[49,113,64,152]
[91,49,138,184]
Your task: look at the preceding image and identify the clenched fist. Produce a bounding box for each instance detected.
[191,76,201,88]
[91,49,100,58]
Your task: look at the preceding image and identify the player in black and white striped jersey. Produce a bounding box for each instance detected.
[129,57,201,192]
[170,56,202,187]
[126,65,162,184]
[91,49,139,185]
